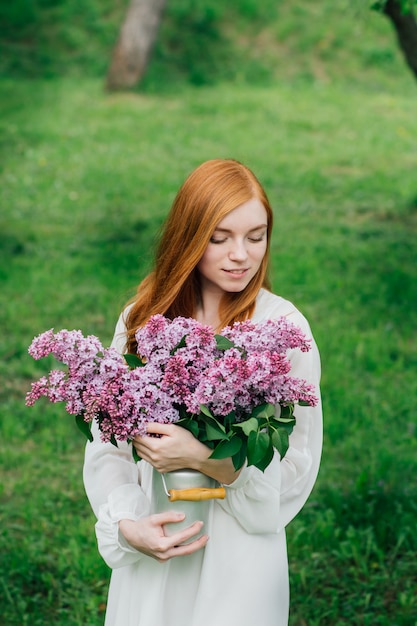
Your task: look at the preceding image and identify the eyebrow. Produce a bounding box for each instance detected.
[213,224,268,233]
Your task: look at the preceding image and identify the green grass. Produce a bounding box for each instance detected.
[0,0,410,89]
[1,3,417,621]
[1,74,416,625]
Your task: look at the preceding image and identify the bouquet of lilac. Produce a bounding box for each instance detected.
[26,315,318,471]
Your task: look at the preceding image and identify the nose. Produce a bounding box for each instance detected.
[228,238,248,262]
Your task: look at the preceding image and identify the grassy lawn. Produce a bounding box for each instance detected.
[1,72,416,625]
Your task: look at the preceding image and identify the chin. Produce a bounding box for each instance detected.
[223,284,248,294]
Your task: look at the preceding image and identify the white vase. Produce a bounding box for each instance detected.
[151,468,224,541]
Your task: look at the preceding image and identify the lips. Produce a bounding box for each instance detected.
[223,268,249,276]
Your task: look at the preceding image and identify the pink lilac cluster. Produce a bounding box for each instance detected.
[26,314,317,444]
[192,318,316,417]
[26,329,129,421]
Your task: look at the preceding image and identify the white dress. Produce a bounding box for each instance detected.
[83,289,323,626]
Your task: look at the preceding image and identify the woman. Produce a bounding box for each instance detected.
[83,159,322,626]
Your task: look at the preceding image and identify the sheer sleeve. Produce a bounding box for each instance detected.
[83,310,151,569]
[218,309,322,534]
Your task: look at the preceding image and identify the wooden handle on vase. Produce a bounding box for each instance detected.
[168,487,226,502]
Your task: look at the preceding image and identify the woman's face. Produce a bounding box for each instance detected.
[196,197,268,299]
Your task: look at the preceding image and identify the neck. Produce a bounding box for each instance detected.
[195,292,222,330]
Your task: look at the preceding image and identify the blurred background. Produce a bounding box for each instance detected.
[1,1,417,624]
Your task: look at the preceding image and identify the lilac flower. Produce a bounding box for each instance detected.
[26,315,318,469]
[221,318,312,353]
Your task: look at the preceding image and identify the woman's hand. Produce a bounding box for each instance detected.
[118,513,208,562]
[133,423,242,485]
[133,423,208,473]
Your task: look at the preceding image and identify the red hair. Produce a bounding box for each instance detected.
[125,159,273,352]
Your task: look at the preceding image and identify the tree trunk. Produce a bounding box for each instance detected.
[383,0,417,80]
[106,0,167,91]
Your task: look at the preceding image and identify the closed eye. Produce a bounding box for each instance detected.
[248,228,267,242]
[210,228,267,245]
[248,234,266,242]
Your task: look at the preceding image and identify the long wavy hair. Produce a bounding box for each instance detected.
[125,159,273,353]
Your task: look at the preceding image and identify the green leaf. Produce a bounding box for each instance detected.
[223,410,236,430]
[279,404,294,419]
[251,402,275,419]
[247,430,271,467]
[214,335,235,351]
[199,404,214,418]
[124,353,145,369]
[254,441,274,472]
[177,417,199,438]
[232,438,247,470]
[276,417,296,425]
[271,427,290,459]
[209,436,242,460]
[75,414,93,442]
[284,421,296,435]
[234,416,259,436]
[200,411,227,434]
[272,413,295,428]
[205,418,228,441]
[171,335,187,354]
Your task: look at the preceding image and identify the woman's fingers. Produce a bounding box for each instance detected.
[118,514,208,562]
[132,424,210,473]
[132,429,185,470]
[166,529,209,559]
[161,518,208,550]
[146,422,174,436]
[150,512,207,549]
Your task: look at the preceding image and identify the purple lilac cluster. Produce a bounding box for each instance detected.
[192,318,316,417]
[26,329,129,422]
[26,314,317,444]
